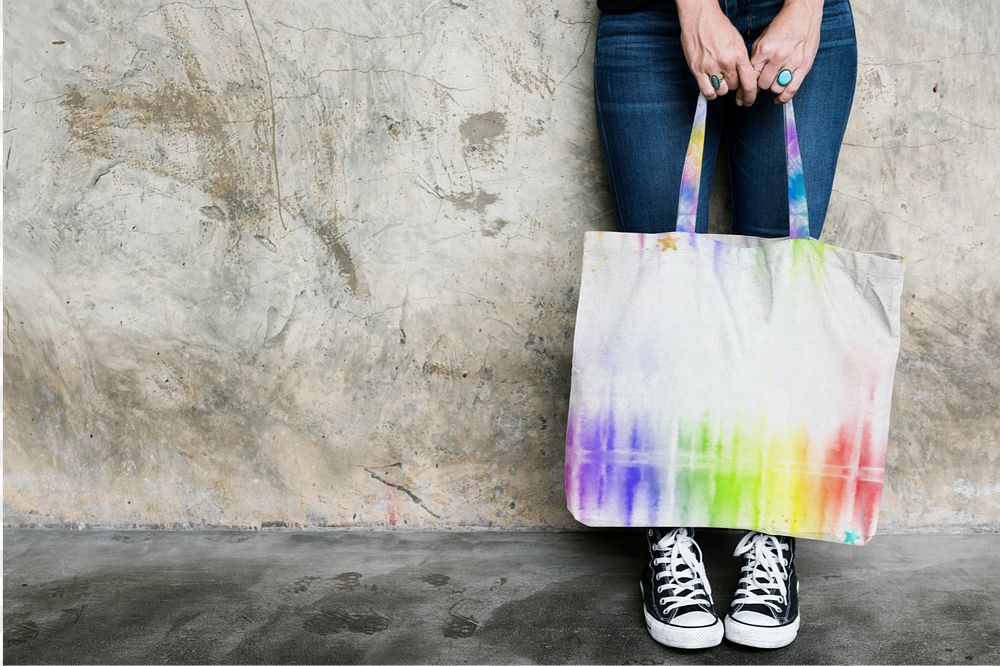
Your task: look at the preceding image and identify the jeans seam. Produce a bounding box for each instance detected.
[593,57,629,232]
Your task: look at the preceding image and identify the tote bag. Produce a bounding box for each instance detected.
[564,93,906,545]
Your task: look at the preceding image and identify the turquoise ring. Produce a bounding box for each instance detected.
[710,74,722,90]
[777,68,794,86]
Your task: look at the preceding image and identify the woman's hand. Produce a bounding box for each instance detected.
[750,0,824,103]
[676,0,759,105]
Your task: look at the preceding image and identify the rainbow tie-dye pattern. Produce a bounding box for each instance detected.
[565,94,906,545]
[677,94,810,239]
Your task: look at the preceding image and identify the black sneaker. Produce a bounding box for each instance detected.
[639,527,724,649]
[723,531,800,648]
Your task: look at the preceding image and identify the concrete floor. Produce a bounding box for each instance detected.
[3,529,998,664]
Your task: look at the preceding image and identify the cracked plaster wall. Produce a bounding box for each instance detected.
[3,0,998,531]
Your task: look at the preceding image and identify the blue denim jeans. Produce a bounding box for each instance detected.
[593,0,858,237]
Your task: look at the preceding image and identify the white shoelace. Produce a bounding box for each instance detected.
[731,531,791,613]
[651,528,714,613]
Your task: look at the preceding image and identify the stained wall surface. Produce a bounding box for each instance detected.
[4,1,997,530]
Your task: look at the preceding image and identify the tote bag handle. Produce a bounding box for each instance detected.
[675,93,811,239]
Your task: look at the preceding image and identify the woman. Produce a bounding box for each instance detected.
[592,0,857,651]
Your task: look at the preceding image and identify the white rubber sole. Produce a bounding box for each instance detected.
[723,613,800,649]
[639,581,724,649]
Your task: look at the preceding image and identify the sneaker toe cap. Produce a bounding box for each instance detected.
[671,610,718,628]
[730,610,780,627]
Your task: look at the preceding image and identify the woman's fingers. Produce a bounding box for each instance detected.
[775,64,809,103]
[696,72,719,100]
[769,68,792,95]
[697,70,732,99]
[699,63,739,99]
[735,62,758,106]
[715,70,733,97]
[756,60,780,90]
[744,58,808,103]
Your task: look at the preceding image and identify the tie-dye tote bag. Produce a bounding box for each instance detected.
[564,93,906,545]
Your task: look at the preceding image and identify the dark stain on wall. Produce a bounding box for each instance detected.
[60,79,268,231]
[58,40,368,301]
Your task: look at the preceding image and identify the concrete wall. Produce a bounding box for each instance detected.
[4,0,997,531]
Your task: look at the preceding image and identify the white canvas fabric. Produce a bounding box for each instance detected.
[564,95,906,545]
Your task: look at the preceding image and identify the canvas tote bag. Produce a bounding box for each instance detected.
[564,93,906,545]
